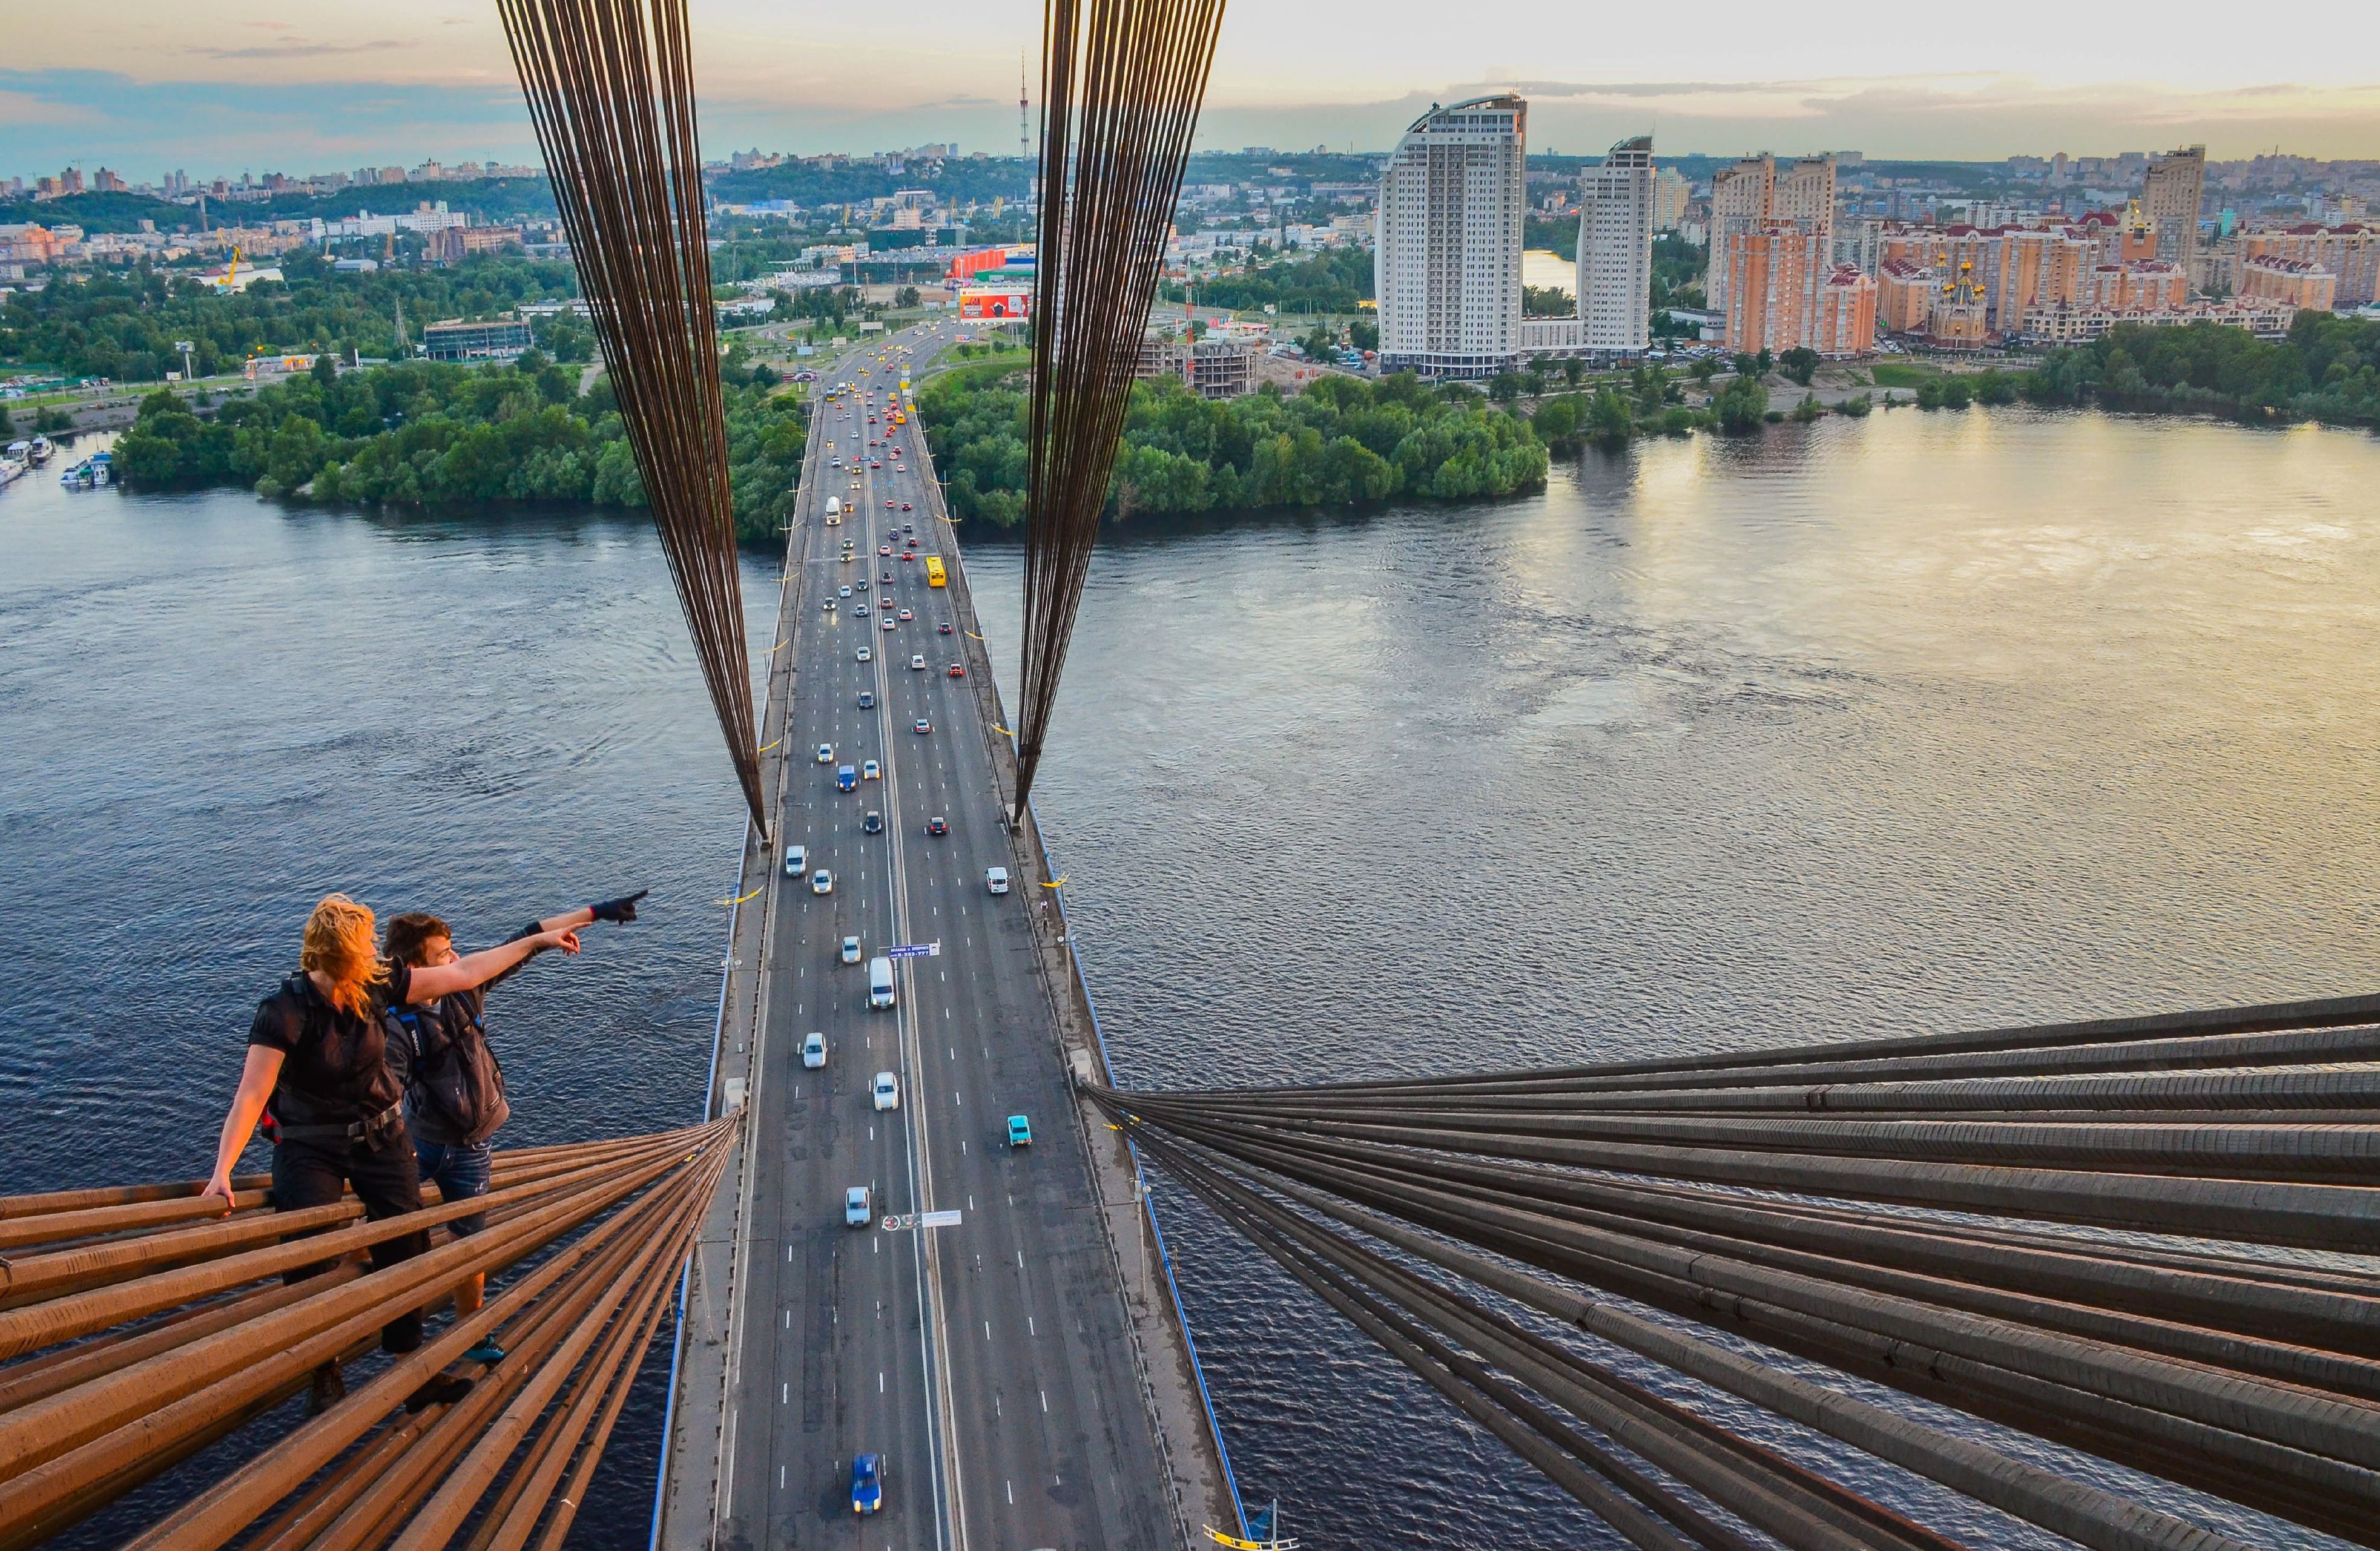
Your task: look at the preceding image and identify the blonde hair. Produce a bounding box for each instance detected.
[301,894,380,1019]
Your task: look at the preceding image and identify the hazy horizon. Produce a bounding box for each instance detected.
[5,0,2376,184]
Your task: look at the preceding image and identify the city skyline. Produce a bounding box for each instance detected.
[5,0,2379,180]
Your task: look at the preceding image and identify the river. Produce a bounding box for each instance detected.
[5,404,2378,1549]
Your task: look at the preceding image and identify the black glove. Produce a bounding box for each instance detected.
[590,889,649,924]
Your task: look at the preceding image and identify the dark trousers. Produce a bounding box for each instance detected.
[272,1130,428,1354]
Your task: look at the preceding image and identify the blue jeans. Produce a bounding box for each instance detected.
[415,1137,493,1236]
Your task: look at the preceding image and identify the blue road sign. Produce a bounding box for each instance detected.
[886,941,941,960]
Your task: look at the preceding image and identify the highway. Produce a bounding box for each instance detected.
[711,321,1178,1551]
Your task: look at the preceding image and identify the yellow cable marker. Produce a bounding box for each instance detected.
[714,883,765,907]
[758,736,782,753]
[1043,877,1066,889]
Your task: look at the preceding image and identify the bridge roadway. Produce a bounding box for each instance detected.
[663,321,1192,1551]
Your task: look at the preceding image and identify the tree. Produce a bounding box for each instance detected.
[894,285,921,308]
[311,353,340,387]
[1560,357,1584,386]
[1778,347,1819,386]
[1347,318,1378,352]
[1301,323,1337,361]
[1730,352,1759,380]
[1586,389,1633,441]
[1690,357,1721,389]
[1488,372,1524,404]
[1755,347,1774,377]
[1712,375,1768,430]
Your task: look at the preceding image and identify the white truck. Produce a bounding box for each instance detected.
[825,495,842,520]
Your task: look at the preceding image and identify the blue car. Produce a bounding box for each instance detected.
[1006,1115,1032,1148]
[851,1452,883,1514]
[836,764,857,792]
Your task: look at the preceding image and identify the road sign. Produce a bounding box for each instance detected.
[886,941,941,960]
[918,1210,963,1228]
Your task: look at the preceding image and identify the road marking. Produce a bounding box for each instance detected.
[1005,1481,1013,1506]
[1029,1316,1035,1335]
[983,1322,991,1340]
[880,1371,886,1393]
[782,1383,787,1403]
[1017,1251,1024,1269]
[1040,1389,1047,1413]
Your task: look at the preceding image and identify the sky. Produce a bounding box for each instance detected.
[5,0,2378,183]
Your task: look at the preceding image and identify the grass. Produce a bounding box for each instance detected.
[1867,361,1942,388]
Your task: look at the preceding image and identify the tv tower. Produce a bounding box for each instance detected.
[1018,51,1030,166]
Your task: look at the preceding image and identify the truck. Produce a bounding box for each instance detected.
[825,495,842,520]
[925,556,948,588]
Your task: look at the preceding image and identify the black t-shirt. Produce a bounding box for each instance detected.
[247,964,412,1127]
[379,924,535,1145]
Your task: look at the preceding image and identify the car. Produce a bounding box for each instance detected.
[900,551,913,562]
[804,1030,828,1067]
[854,603,869,617]
[898,608,913,621]
[909,654,926,670]
[840,936,862,964]
[901,501,912,512]
[845,1186,871,1227]
[885,499,894,509]
[857,690,874,709]
[817,743,834,764]
[880,545,893,556]
[863,809,883,834]
[938,622,954,635]
[822,598,837,610]
[855,646,871,662]
[903,523,915,535]
[986,866,1010,895]
[882,571,894,583]
[948,662,965,677]
[854,579,868,592]
[783,842,808,877]
[872,1072,900,1111]
[811,869,833,895]
[1006,1115,1032,1148]
[837,764,857,791]
[926,815,948,836]
[881,616,897,631]
[893,463,905,472]
[906,538,919,549]
[914,717,931,734]
[862,759,881,781]
[839,585,852,598]
[838,552,852,565]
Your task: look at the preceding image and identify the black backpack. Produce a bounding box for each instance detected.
[392,996,511,1145]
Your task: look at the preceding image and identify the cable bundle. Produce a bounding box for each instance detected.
[1090,987,2380,1551]
[1012,0,1227,815]
[497,0,765,833]
[0,1120,737,1551]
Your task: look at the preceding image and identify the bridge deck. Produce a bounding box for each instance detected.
[657,323,1238,1551]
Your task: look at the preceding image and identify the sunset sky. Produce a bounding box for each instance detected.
[6,0,2377,181]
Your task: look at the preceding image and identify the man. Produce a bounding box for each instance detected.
[381,889,646,1358]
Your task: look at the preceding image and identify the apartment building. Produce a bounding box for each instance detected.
[1374,95,1527,378]
[1576,136,1655,354]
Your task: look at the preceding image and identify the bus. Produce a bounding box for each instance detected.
[925,556,947,588]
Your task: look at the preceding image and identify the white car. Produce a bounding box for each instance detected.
[986,867,1010,895]
[862,759,882,781]
[811,869,833,895]
[909,654,926,671]
[856,647,872,662]
[803,1032,827,1069]
[839,585,852,598]
[783,843,807,877]
[872,1071,900,1111]
[840,935,862,964]
[816,744,834,764]
[844,1184,872,1227]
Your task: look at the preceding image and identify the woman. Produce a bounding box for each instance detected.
[202,894,581,1411]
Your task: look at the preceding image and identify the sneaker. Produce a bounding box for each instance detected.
[404,1374,474,1414]
[463,1340,507,1366]
[305,1362,346,1418]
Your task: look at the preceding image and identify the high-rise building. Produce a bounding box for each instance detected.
[1576,136,1654,354]
[1705,154,1836,323]
[1812,266,1877,356]
[2240,223,2376,307]
[1374,95,1527,378]
[1652,167,1690,231]
[1705,156,1775,320]
[1724,224,1825,355]
[2141,145,2206,271]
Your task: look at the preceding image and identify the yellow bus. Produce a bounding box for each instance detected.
[925,556,948,588]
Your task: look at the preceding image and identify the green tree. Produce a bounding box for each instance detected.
[1778,347,1819,386]
[1755,347,1775,378]
[1690,357,1721,389]
[894,285,921,308]
[1488,372,1523,404]
[1586,389,1633,441]
[1531,394,1580,444]
[1712,375,1768,430]
[1347,318,1378,352]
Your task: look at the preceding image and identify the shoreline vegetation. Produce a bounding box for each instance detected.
[87,312,2379,536]
[113,347,805,542]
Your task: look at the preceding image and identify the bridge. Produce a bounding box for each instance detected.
[652,322,1241,1547]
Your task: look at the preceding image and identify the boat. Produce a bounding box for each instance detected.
[60,457,102,489]
[90,450,111,486]
[27,434,53,465]
[0,457,25,488]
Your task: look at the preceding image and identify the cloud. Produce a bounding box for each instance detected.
[191,41,414,61]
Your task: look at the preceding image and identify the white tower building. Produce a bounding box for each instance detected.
[1374,94,1526,378]
[1577,135,1655,354]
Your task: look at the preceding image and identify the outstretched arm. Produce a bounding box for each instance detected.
[202,1045,285,1210]
[403,928,580,1003]
[534,889,647,935]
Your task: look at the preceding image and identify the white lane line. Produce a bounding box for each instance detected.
[1040,1390,1047,1413]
